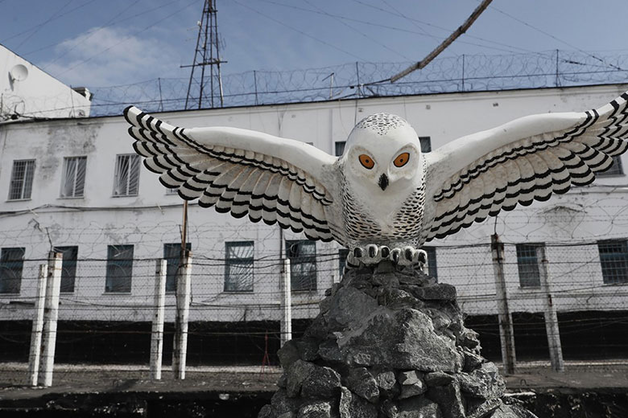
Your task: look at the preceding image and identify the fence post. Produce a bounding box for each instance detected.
[150,259,167,380]
[173,250,192,380]
[27,264,48,386]
[490,234,517,374]
[536,246,565,372]
[38,252,62,387]
[280,258,292,347]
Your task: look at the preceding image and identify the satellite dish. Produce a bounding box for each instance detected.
[9,64,29,82]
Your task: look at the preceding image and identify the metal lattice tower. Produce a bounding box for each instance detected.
[183,0,224,109]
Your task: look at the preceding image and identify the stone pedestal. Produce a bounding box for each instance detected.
[259,262,537,418]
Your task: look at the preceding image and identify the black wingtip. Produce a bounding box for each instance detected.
[123,105,135,122]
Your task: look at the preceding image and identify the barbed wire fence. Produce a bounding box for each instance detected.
[0,236,627,387]
[87,50,628,117]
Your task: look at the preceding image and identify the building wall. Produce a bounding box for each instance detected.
[1,84,627,322]
[0,44,92,120]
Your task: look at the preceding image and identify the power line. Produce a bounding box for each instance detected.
[231,0,366,63]
[487,4,625,71]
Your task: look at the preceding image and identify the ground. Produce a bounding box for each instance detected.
[0,360,627,417]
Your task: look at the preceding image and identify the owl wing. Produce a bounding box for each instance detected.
[422,92,628,242]
[124,106,339,242]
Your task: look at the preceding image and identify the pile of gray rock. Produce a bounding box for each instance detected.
[259,261,536,418]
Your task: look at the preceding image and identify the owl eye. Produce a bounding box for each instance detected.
[359,154,375,169]
[393,152,410,168]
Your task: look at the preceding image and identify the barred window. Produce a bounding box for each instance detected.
[55,246,78,293]
[105,245,133,293]
[164,243,191,292]
[419,136,432,153]
[597,156,624,176]
[60,157,87,198]
[113,154,140,197]
[598,240,628,284]
[0,247,25,294]
[338,248,349,277]
[286,240,317,292]
[516,243,544,288]
[423,246,438,280]
[224,242,254,292]
[335,141,346,157]
[9,160,35,200]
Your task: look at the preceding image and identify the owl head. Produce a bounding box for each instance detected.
[340,114,423,194]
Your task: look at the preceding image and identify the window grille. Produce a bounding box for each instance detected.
[516,243,544,287]
[224,241,254,292]
[338,248,349,277]
[286,240,317,292]
[0,247,25,294]
[164,243,191,292]
[335,141,346,157]
[597,156,624,176]
[598,240,628,284]
[105,245,134,293]
[54,246,78,293]
[419,136,432,153]
[423,246,438,280]
[113,154,141,197]
[61,157,87,198]
[9,160,35,200]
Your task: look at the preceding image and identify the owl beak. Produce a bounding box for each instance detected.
[378,173,389,191]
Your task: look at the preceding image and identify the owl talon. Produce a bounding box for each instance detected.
[344,245,427,271]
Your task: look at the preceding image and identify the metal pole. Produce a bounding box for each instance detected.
[280,258,292,347]
[537,246,565,372]
[173,250,192,380]
[39,252,62,387]
[490,235,517,374]
[150,259,167,380]
[27,264,48,386]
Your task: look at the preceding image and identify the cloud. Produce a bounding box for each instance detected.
[41,26,184,88]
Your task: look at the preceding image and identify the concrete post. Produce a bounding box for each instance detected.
[490,234,517,374]
[38,252,62,387]
[536,246,565,372]
[280,258,292,347]
[173,250,192,380]
[150,259,167,380]
[27,264,48,386]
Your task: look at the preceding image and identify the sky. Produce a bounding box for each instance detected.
[1,0,628,90]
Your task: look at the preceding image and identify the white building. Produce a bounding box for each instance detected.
[0,84,627,328]
[0,44,92,121]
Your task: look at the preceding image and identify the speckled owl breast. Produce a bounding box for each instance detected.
[338,113,427,248]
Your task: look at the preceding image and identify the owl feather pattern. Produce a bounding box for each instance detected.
[124,91,628,251]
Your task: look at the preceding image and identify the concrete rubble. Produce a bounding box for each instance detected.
[259,261,537,418]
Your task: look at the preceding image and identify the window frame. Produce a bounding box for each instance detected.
[8,159,35,201]
[286,240,317,292]
[597,155,624,177]
[419,136,432,153]
[516,243,544,288]
[112,154,141,197]
[598,239,628,285]
[338,248,349,278]
[105,245,134,293]
[54,246,78,293]
[60,156,87,198]
[163,243,191,293]
[0,247,25,294]
[224,241,255,293]
[423,246,438,281]
[334,141,346,157]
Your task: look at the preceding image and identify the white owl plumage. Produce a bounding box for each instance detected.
[124,91,628,256]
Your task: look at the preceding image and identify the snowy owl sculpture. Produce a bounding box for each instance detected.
[124,92,628,267]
